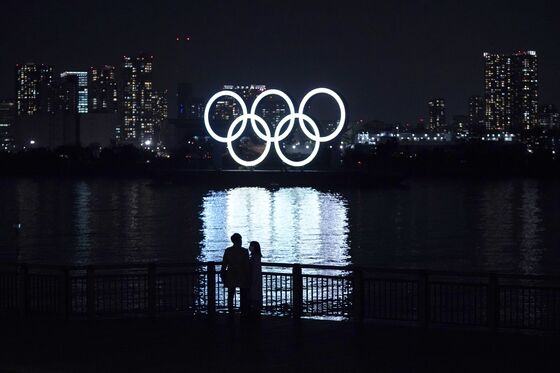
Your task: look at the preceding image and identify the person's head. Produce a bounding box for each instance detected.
[231,233,242,247]
[249,241,262,257]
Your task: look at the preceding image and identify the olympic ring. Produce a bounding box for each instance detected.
[274,113,322,167]
[204,90,248,142]
[204,88,345,167]
[226,114,272,167]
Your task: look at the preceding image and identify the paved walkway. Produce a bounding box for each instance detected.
[0,315,558,372]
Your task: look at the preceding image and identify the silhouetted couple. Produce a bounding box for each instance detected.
[220,233,262,317]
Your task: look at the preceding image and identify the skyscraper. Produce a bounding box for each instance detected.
[176,82,204,121]
[15,63,55,116]
[88,65,118,113]
[177,82,192,120]
[538,104,559,128]
[186,98,205,121]
[468,95,485,130]
[120,54,154,145]
[428,98,446,130]
[152,89,168,143]
[257,95,289,127]
[58,73,79,114]
[0,99,15,152]
[483,51,538,131]
[55,74,81,146]
[60,71,88,113]
[223,84,267,102]
[212,84,266,121]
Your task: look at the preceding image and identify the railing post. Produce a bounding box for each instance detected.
[292,264,303,319]
[18,264,29,318]
[418,271,430,329]
[207,262,216,316]
[148,263,157,318]
[86,265,96,320]
[352,268,364,321]
[488,274,498,332]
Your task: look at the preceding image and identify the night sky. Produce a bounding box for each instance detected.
[1,0,559,124]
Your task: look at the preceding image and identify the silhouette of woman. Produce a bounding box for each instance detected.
[248,241,263,316]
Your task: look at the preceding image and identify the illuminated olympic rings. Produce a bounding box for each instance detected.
[204,88,346,167]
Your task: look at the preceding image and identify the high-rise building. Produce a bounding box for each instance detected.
[58,74,79,113]
[538,104,559,128]
[428,98,446,130]
[152,90,168,143]
[120,54,154,145]
[0,99,16,152]
[88,65,118,113]
[483,51,538,131]
[16,63,55,116]
[212,84,266,121]
[176,82,204,121]
[186,98,205,121]
[60,72,88,113]
[53,74,81,146]
[177,82,192,119]
[468,95,485,130]
[256,95,288,127]
[223,84,267,101]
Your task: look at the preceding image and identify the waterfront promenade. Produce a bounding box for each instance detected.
[2,262,560,331]
[0,315,558,372]
[1,261,560,371]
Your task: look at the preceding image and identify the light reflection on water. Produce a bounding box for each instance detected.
[200,187,350,265]
[1,178,559,274]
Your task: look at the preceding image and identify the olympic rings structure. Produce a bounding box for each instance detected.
[203,88,346,167]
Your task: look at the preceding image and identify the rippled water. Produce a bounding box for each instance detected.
[1,178,559,274]
[200,187,350,264]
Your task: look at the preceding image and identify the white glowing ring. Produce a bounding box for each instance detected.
[204,88,345,167]
[226,114,272,167]
[250,89,296,142]
[274,113,321,167]
[204,90,248,142]
[298,88,346,143]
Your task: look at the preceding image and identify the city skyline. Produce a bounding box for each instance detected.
[2,48,560,152]
[1,0,559,125]
[3,48,558,125]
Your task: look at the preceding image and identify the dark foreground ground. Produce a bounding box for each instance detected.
[0,315,558,372]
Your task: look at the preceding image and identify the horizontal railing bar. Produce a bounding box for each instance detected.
[302,274,353,280]
[2,261,560,281]
[262,262,352,270]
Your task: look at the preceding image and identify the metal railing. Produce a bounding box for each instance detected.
[1,262,559,332]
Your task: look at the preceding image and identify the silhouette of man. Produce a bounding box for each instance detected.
[220,233,250,315]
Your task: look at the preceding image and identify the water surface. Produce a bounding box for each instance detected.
[1,178,559,274]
